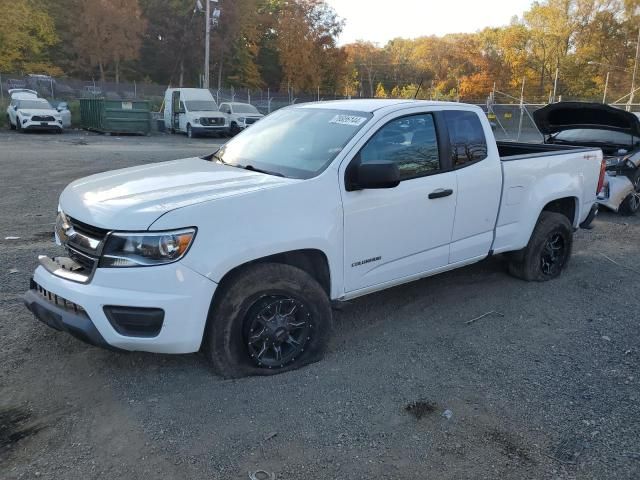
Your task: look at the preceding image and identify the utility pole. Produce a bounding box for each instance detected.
[204,0,211,89]
[603,71,610,104]
[629,29,640,110]
[552,68,559,103]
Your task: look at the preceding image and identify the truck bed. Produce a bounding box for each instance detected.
[497,141,597,161]
[492,141,603,256]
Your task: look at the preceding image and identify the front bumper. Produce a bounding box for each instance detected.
[192,125,228,135]
[23,120,63,131]
[24,258,217,354]
[24,279,120,351]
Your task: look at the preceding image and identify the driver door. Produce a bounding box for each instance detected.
[342,111,457,293]
[178,101,187,132]
[171,91,181,131]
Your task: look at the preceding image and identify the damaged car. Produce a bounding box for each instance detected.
[534,102,640,216]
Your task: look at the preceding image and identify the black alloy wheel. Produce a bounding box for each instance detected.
[243,295,312,369]
[540,232,567,277]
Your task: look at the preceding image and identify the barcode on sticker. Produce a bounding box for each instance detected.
[329,115,367,126]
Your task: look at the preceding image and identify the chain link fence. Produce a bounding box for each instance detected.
[2,73,638,135]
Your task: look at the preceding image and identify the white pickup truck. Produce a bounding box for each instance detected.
[25,100,604,377]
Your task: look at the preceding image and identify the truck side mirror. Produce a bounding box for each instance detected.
[348,161,400,191]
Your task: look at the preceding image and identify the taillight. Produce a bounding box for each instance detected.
[597,159,606,194]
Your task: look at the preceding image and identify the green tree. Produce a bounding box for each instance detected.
[0,0,60,74]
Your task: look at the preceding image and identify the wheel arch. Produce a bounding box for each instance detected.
[541,196,578,227]
[201,248,332,353]
[215,249,332,298]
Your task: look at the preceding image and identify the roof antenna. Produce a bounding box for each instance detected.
[414,79,424,100]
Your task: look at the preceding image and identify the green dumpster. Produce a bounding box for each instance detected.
[80,98,151,135]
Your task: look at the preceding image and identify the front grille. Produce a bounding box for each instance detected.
[67,247,98,270]
[68,216,109,241]
[32,115,55,122]
[59,216,107,273]
[30,278,87,315]
[202,117,224,126]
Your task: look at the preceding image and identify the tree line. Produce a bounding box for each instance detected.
[0,0,638,102]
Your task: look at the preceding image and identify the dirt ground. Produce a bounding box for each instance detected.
[1,130,639,480]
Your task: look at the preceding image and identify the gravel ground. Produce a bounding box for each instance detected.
[1,130,639,480]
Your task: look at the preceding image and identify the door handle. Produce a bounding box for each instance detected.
[428,189,454,200]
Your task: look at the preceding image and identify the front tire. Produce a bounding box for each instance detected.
[7,116,15,130]
[16,119,22,132]
[230,122,240,136]
[619,170,640,216]
[508,211,573,282]
[203,263,332,378]
[187,124,195,139]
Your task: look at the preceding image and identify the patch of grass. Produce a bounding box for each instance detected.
[67,99,81,127]
[0,98,8,128]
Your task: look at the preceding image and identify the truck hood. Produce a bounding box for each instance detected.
[59,157,297,230]
[189,110,226,116]
[533,102,640,136]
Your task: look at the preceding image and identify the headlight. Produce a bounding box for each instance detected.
[237,117,246,124]
[193,118,200,124]
[99,228,196,268]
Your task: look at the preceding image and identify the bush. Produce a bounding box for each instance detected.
[67,100,81,127]
[0,99,7,128]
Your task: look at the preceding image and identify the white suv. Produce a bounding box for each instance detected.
[7,90,63,133]
[219,102,264,135]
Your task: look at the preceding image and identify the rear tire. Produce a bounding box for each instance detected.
[203,263,332,378]
[619,170,640,216]
[507,211,573,282]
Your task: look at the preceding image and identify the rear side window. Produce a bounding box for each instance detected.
[444,110,488,168]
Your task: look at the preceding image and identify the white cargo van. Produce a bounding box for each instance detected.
[164,88,229,138]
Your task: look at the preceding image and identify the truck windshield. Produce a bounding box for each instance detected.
[185,100,218,112]
[233,104,260,114]
[214,108,372,179]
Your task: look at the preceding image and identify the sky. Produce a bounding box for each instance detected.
[325,0,535,45]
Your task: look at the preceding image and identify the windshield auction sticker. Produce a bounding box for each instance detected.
[329,114,367,126]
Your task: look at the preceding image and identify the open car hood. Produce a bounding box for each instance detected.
[533,102,640,137]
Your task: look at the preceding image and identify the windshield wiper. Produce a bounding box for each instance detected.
[212,154,284,177]
[242,164,284,177]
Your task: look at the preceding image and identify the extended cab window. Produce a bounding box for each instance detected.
[360,114,440,181]
[444,110,488,168]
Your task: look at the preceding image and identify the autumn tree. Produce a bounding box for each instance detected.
[276,0,344,92]
[73,0,146,82]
